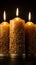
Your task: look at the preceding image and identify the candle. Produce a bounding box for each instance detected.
[9,8,25,56]
[0,24,3,56]
[0,11,9,56]
[25,12,36,55]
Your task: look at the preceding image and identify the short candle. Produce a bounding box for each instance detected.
[25,12,36,55]
[0,11,9,56]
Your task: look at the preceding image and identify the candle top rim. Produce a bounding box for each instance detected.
[26,22,34,25]
[10,17,25,22]
[1,22,9,26]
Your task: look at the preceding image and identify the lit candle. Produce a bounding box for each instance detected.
[25,12,36,55]
[0,11,9,56]
[9,8,25,57]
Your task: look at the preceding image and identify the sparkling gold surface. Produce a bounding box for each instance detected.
[9,17,25,54]
[0,22,9,54]
[25,22,36,54]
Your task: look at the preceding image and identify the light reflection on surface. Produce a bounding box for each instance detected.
[10,54,26,59]
[0,55,36,65]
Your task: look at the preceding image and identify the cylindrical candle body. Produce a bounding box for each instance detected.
[0,22,9,55]
[25,22,36,55]
[0,24,2,54]
[9,18,25,55]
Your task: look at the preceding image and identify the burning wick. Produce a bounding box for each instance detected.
[16,8,19,17]
[3,11,6,21]
[28,12,31,21]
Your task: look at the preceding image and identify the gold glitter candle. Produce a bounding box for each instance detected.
[1,22,9,54]
[25,12,36,55]
[0,11,9,56]
[9,8,25,55]
[0,24,2,55]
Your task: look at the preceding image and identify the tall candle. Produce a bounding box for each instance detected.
[25,12,36,55]
[0,11,9,56]
[9,8,25,56]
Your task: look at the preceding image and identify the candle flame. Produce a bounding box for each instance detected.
[28,12,31,21]
[16,8,19,16]
[3,11,6,21]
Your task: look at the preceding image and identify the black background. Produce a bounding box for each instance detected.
[0,0,36,23]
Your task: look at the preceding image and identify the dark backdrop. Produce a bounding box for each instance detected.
[0,0,36,23]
